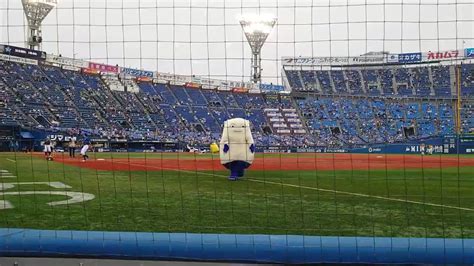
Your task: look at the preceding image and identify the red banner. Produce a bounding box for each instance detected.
[82,68,100,75]
[137,76,152,82]
[426,50,460,60]
[88,62,118,73]
[232,87,249,93]
[185,82,201,89]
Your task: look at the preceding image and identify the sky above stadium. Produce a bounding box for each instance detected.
[0,0,473,84]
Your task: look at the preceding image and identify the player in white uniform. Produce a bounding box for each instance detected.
[43,139,53,160]
[80,142,90,162]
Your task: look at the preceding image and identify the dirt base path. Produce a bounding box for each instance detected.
[54,153,474,172]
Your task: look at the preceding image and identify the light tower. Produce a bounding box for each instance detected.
[239,14,276,84]
[22,0,57,50]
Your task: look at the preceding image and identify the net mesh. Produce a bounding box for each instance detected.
[0,0,473,263]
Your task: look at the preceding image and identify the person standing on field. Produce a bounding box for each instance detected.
[43,138,53,160]
[68,137,76,158]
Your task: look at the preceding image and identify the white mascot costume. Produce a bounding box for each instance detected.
[219,118,255,181]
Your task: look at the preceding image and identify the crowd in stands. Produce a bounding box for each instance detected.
[0,58,473,148]
[287,64,466,97]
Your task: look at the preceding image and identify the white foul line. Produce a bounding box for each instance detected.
[5,159,15,163]
[112,161,474,212]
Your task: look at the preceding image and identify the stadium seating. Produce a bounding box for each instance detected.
[285,64,467,97]
[0,57,472,146]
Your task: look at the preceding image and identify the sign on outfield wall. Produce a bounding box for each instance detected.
[0,44,46,60]
[260,83,285,93]
[282,55,384,66]
[465,48,474,58]
[46,54,88,68]
[121,67,154,78]
[424,50,461,61]
[0,54,37,65]
[398,52,423,63]
[155,72,192,85]
[88,62,119,73]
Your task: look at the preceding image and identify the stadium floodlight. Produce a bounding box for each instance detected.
[22,0,57,50]
[239,14,276,84]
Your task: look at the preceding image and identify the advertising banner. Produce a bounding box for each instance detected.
[137,76,152,82]
[351,56,385,64]
[62,65,81,72]
[0,54,37,65]
[282,55,384,66]
[465,48,474,58]
[282,57,349,66]
[398,52,422,63]
[260,83,285,93]
[425,50,460,61]
[46,54,88,68]
[192,76,227,90]
[0,44,46,60]
[386,54,399,63]
[121,67,154,78]
[185,82,201,89]
[155,72,192,85]
[231,87,249,93]
[82,68,100,75]
[88,62,118,73]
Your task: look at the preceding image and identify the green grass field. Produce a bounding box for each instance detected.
[0,152,473,238]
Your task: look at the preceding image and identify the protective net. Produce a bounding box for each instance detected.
[0,0,474,263]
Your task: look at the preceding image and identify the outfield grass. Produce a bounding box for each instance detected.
[0,152,473,238]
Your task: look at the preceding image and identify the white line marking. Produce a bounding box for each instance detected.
[0,182,72,191]
[0,170,14,178]
[114,161,474,212]
[0,200,13,210]
[248,179,474,212]
[0,191,95,207]
[5,159,15,163]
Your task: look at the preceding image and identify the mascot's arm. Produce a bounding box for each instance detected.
[220,121,230,153]
[245,122,255,154]
[249,144,255,153]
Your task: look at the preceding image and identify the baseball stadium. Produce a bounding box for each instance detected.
[0,0,474,264]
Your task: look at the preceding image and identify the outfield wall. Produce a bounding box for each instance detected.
[268,136,474,155]
[1,128,473,154]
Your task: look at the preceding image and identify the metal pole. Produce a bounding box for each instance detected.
[252,52,260,83]
[456,64,462,135]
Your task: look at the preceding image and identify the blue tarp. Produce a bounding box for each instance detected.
[0,228,473,264]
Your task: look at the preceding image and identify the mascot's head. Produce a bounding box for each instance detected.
[222,118,252,144]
